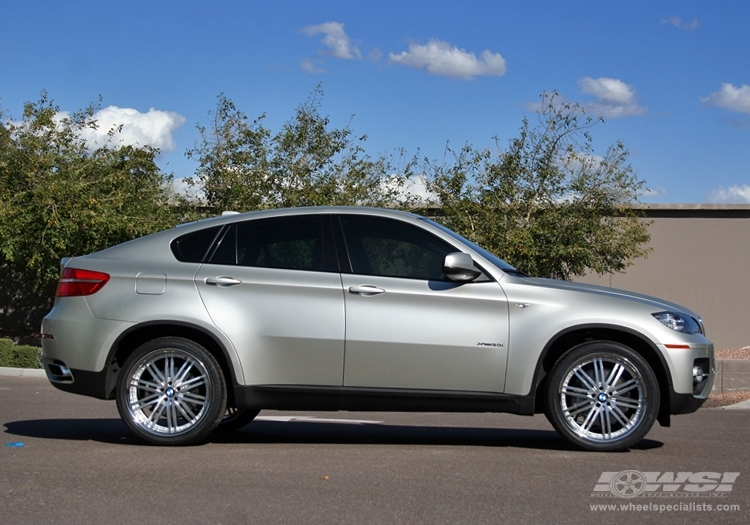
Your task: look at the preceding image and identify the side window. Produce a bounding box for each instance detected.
[339,216,454,280]
[171,226,223,263]
[212,216,326,272]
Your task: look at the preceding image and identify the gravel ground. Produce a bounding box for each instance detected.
[715,347,750,359]
[703,391,750,408]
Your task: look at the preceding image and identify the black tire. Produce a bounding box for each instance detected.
[216,407,261,433]
[544,341,659,452]
[116,337,227,446]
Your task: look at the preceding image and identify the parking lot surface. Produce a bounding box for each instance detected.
[2,376,748,524]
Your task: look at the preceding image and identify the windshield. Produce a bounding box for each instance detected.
[419,218,519,273]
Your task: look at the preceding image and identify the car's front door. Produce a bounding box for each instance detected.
[195,214,345,386]
[337,215,509,393]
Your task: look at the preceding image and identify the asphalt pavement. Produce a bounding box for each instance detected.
[1,376,748,525]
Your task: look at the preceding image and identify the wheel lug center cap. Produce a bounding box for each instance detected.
[165,386,176,398]
[598,392,608,403]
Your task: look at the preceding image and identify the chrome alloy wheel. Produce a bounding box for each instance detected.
[117,338,227,445]
[125,348,213,437]
[559,353,646,442]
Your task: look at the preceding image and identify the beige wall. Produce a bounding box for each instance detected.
[576,208,750,350]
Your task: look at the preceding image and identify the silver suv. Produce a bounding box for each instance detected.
[41,207,714,450]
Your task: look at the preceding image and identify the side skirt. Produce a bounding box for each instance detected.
[234,385,535,415]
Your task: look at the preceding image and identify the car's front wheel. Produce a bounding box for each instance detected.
[116,337,227,446]
[545,341,659,451]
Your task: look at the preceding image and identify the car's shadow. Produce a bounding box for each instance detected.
[3,418,664,452]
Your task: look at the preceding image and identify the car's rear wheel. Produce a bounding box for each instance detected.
[217,407,261,433]
[116,337,227,446]
[545,341,659,452]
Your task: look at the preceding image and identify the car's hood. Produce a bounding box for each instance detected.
[516,277,702,320]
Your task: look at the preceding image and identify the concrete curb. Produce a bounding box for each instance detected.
[0,366,46,378]
[721,399,750,410]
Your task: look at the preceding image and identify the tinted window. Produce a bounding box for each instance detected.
[207,216,326,272]
[208,225,237,265]
[339,216,454,280]
[171,226,223,263]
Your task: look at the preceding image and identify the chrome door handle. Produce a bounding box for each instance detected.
[205,276,242,286]
[348,284,385,296]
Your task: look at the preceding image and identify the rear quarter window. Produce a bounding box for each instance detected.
[170,226,223,262]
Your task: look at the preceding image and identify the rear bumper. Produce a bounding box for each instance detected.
[42,360,112,400]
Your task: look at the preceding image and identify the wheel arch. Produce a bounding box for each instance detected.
[532,324,674,427]
[102,321,240,405]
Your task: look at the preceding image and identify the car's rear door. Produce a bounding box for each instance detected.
[337,214,509,393]
[194,214,345,386]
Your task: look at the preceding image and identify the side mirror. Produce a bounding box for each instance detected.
[443,252,482,282]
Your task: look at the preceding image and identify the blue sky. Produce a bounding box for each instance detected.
[2,0,749,203]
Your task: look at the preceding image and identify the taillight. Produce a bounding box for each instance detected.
[56,268,110,297]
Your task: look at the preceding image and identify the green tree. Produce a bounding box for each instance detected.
[429,92,651,279]
[0,93,180,290]
[187,87,414,213]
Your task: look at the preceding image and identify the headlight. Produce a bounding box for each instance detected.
[652,311,701,334]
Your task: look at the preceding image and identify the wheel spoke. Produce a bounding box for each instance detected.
[573,367,597,391]
[180,391,207,405]
[562,385,592,397]
[133,379,161,394]
[613,378,639,396]
[604,363,625,391]
[567,399,594,418]
[593,358,605,388]
[580,404,601,433]
[175,399,197,421]
[149,397,168,423]
[612,395,641,409]
[599,407,612,440]
[166,356,175,385]
[168,401,181,432]
[146,362,166,384]
[174,358,195,386]
[131,392,162,411]
[610,404,632,427]
[179,375,207,391]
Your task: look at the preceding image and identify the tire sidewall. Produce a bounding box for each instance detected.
[116,337,227,446]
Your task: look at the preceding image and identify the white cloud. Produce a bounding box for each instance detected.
[380,174,436,204]
[640,187,667,199]
[389,39,507,80]
[578,77,647,118]
[660,16,699,31]
[170,177,206,203]
[701,83,750,114]
[707,185,750,203]
[300,59,325,74]
[301,21,361,60]
[368,48,383,62]
[60,106,186,152]
[403,174,436,201]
